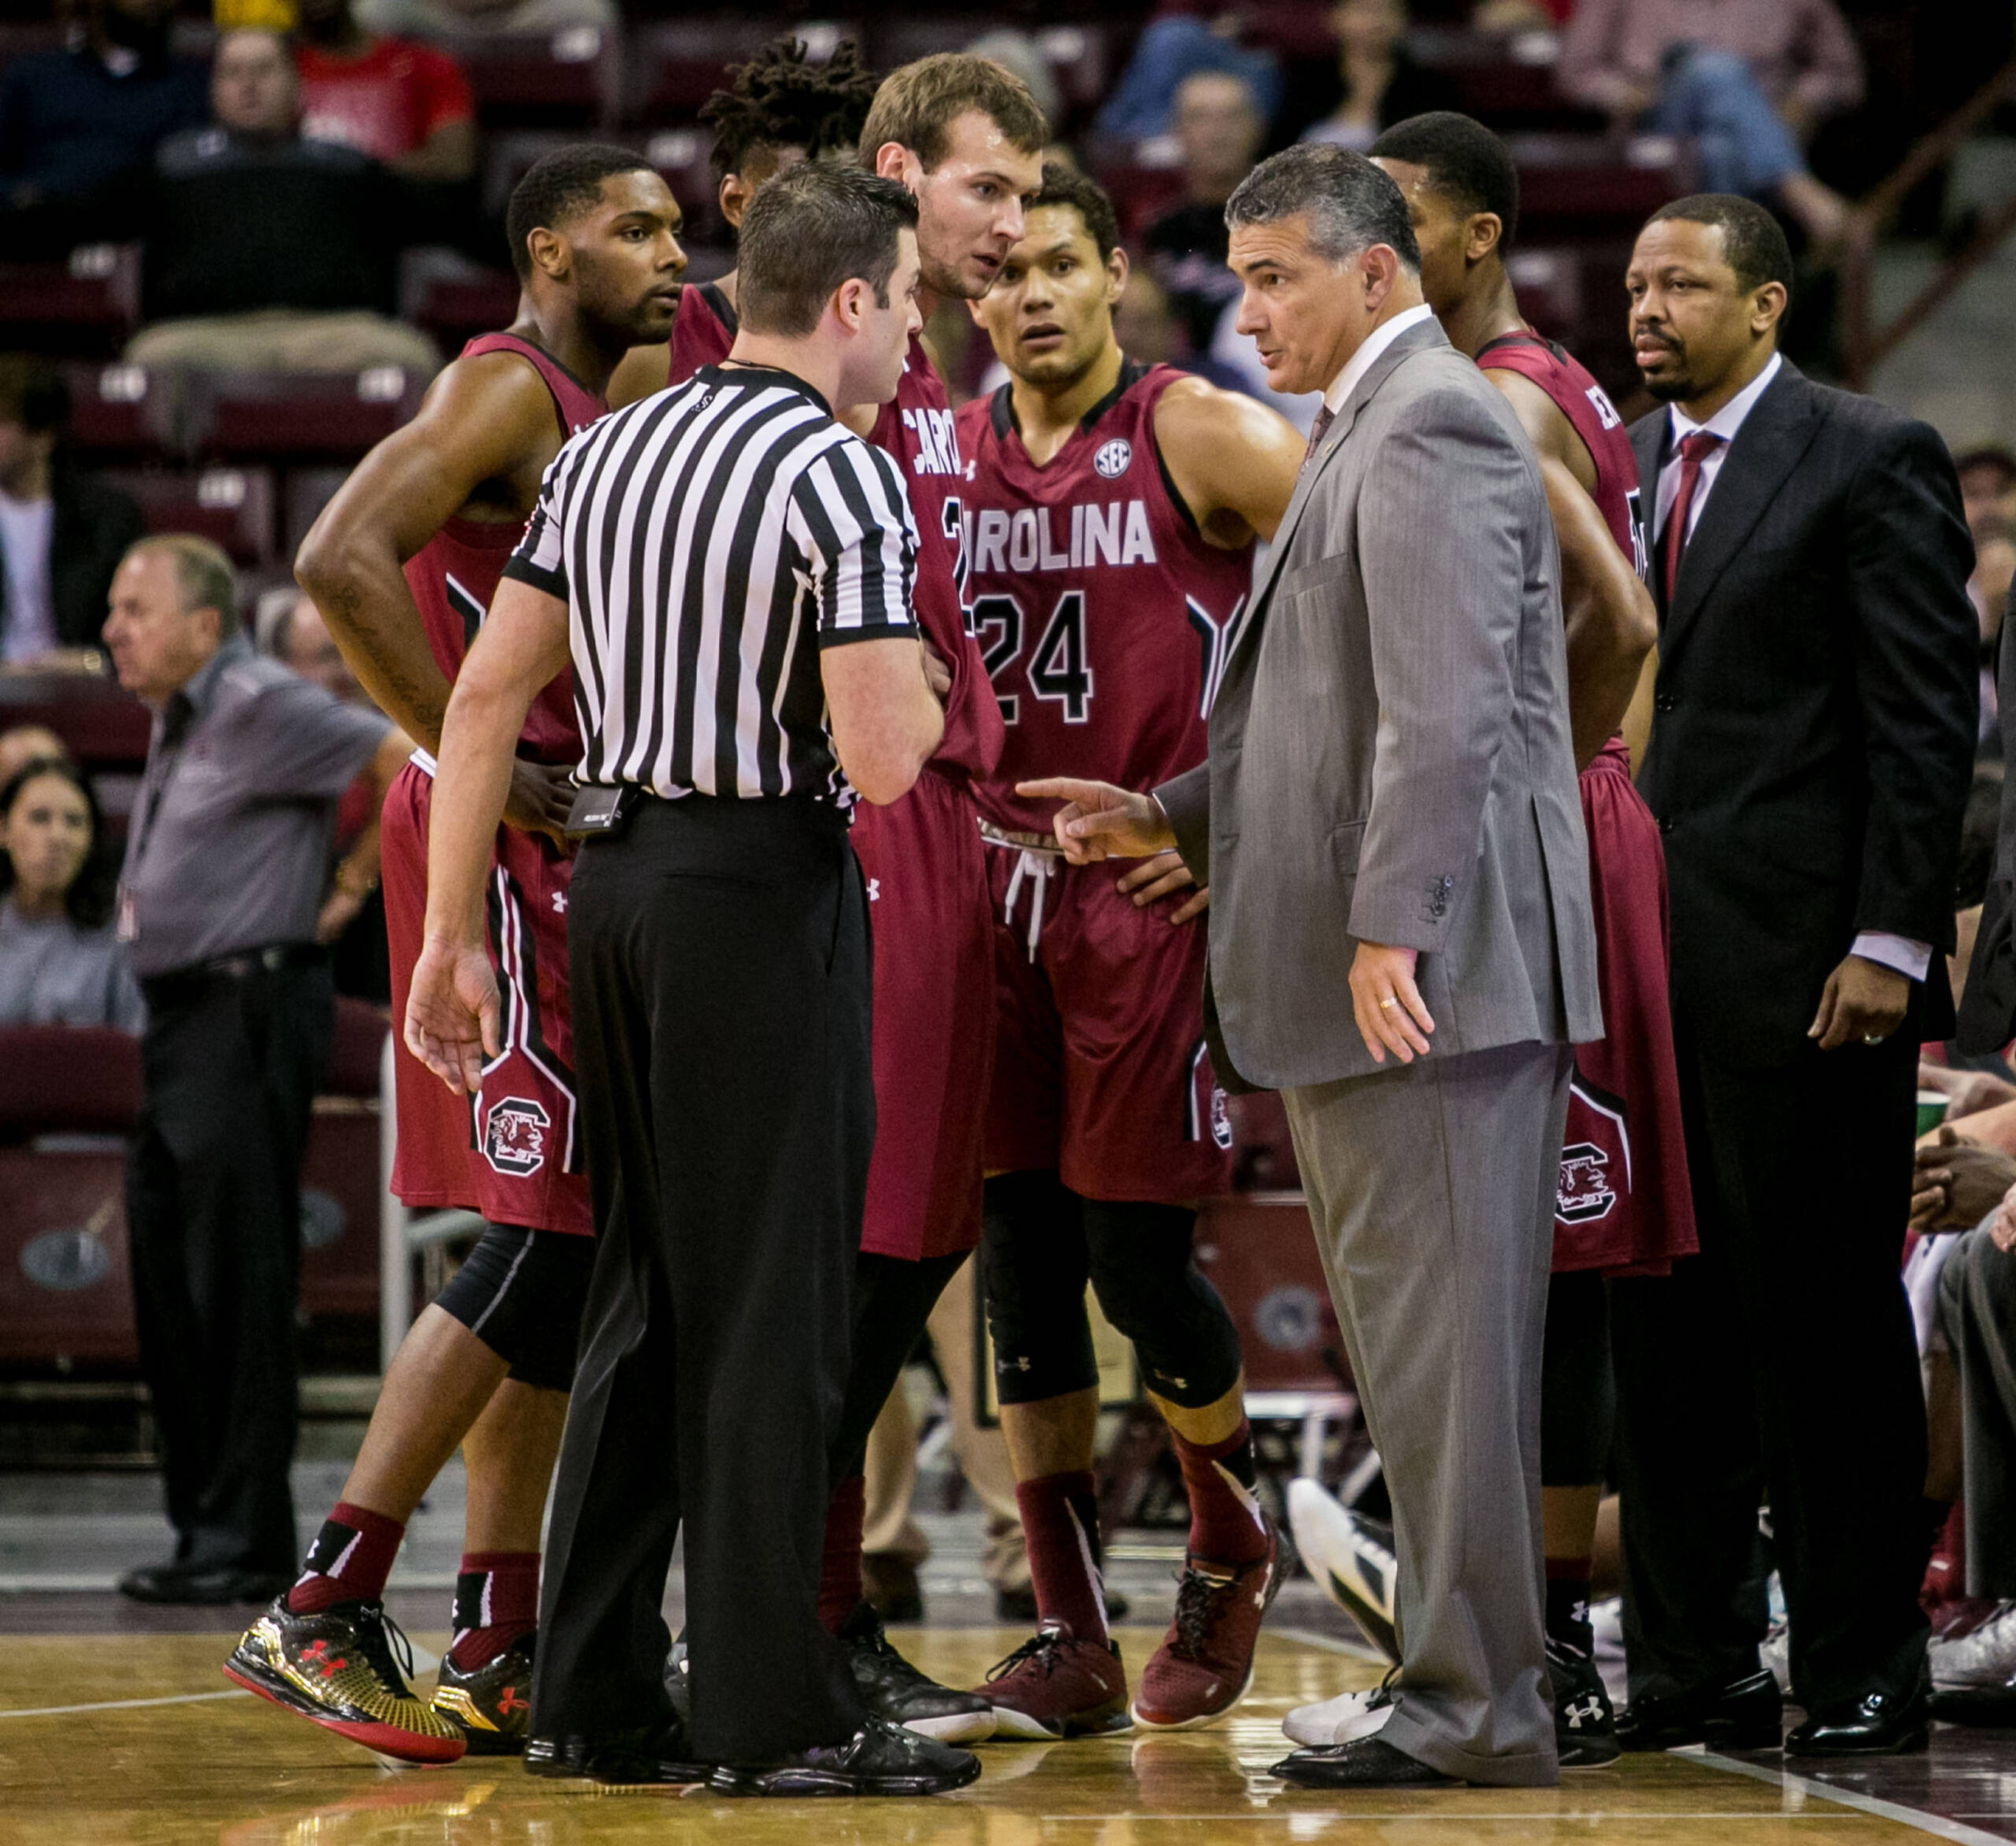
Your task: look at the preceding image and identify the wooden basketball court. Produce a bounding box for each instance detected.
[3,1622,2006,1845]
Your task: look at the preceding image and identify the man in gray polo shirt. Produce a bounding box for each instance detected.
[106,533,408,1604]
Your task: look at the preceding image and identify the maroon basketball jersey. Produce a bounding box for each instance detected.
[665,301,1002,784]
[1477,332,1649,579]
[403,332,605,761]
[667,279,733,377]
[955,361,1255,836]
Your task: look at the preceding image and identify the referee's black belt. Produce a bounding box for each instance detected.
[141,942,326,1004]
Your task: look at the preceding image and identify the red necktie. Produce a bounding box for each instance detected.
[1660,430,1724,604]
[1301,404,1336,474]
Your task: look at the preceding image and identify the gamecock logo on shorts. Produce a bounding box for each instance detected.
[1556,1142,1617,1224]
[483,1096,550,1177]
[1209,1086,1234,1151]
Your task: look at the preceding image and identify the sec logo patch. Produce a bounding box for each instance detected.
[1093,438,1132,479]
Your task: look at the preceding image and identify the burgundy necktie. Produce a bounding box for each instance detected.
[1301,404,1336,473]
[1660,430,1724,604]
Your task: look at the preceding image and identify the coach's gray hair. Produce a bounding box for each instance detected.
[1224,144,1421,270]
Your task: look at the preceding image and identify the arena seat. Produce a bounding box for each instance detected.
[866,19,1115,127]
[60,362,173,462]
[1192,1193,1347,1394]
[449,26,621,130]
[0,244,141,356]
[1226,1090,1300,1191]
[1510,133,1696,235]
[628,18,816,121]
[405,257,523,356]
[1505,247,1584,344]
[191,368,427,462]
[1408,24,1602,132]
[0,1027,141,1143]
[0,676,150,773]
[101,466,275,566]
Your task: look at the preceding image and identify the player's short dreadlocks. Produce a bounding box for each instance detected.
[701,37,882,180]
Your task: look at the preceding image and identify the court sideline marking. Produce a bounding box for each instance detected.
[1696,1750,2010,1846]
[0,1690,247,1720]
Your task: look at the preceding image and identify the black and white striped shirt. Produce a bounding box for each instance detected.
[503,364,919,806]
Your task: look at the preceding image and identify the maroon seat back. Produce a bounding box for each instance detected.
[0,1026,142,1138]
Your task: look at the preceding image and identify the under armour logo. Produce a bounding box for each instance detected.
[867,879,881,902]
[1565,1696,1603,1730]
[550,891,567,914]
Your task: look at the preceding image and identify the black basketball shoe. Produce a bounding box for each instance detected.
[225,1596,466,1765]
[1548,1637,1621,1767]
[837,1601,997,1743]
[524,1718,711,1784]
[430,1633,536,1756]
[711,1716,982,1797]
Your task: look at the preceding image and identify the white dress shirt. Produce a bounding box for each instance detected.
[1322,302,1437,417]
[1654,348,1929,985]
[0,489,56,663]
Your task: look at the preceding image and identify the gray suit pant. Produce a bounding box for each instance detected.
[1285,1039,1573,1787]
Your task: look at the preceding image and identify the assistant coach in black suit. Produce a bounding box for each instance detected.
[1609,195,1977,1758]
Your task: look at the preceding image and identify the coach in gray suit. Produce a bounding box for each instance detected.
[1021,144,1598,1790]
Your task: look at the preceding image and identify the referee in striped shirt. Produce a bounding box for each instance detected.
[404,164,963,1797]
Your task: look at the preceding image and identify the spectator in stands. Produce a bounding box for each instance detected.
[124,29,438,379]
[294,0,475,184]
[1558,0,1862,250]
[1974,519,2014,750]
[1143,72,1267,355]
[1094,12,1282,144]
[0,755,143,1032]
[0,725,68,788]
[353,0,613,44]
[1960,447,2016,532]
[0,0,207,257]
[1296,0,1460,154]
[105,532,408,1604]
[0,356,145,671]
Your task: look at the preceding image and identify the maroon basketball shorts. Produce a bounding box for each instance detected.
[1555,741,1697,1275]
[380,757,592,1238]
[847,767,995,1262]
[984,837,1234,1203]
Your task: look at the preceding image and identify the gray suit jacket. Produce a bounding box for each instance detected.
[1157,315,1600,1091]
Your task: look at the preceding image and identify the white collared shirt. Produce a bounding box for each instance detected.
[1652,347,1928,985]
[1650,350,1781,549]
[1322,302,1437,418]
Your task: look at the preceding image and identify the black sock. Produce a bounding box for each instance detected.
[1546,1567,1595,1655]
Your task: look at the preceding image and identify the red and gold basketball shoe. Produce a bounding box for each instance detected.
[226,1596,466,1765]
[977,1624,1131,1739]
[430,1634,536,1755]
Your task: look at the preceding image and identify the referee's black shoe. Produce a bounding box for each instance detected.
[710,1716,981,1797]
[524,1718,711,1784]
[838,1601,997,1743]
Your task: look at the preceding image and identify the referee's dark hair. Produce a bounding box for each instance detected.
[702,36,881,179]
[1368,111,1520,251]
[737,163,920,338]
[506,144,658,279]
[1645,193,1795,303]
[1031,161,1120,262]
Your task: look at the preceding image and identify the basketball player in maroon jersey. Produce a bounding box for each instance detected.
[607,36,880,403]
[961,164,1305,1736]
[1262,112,1689,1766]
[223,148,685,1767]
[630,52,1047,1746]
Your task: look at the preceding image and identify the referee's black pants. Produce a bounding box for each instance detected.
[126,955,332,1574]
[1610,1017,1929,1714]
[536,795,869,1764]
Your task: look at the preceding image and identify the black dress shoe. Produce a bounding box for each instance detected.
[525,1719,711,1784]
[1271,1736,1461,1788]
[1784,1683,1928,1757]
[1616,1670,1782,1752]
[710,1716,980,1797]
[119,1561,290,1605]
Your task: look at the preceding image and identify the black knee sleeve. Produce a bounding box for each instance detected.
[433,1222,593,1393]
[1540,1267,1614,1487]
[981,1171,1097,1406]
[1083,1199,1243,1410]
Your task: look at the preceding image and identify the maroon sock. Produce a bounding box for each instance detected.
[1171,1420,1269,1566]
[820,1473,867,1634]
[1016,1470,1108,1643]
[285,1502,404,1614]
[446,1551,540,1670]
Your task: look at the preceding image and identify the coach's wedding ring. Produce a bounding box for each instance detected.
[1379,997,1399,1010]
[1863,1034,1884,1044]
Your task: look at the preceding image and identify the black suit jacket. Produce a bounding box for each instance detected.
[1958,582,2016,1054]
[0,464,144,655]
[1632,359,1978,1066]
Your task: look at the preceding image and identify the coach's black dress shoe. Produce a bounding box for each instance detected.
[1616,1670,1783,1752]
[525,1719,712,1784]
[1271,1737,1461,1788]
[1784,1682,1928,1757]
[119,1561,290,1605]
[710,1717,980,1797]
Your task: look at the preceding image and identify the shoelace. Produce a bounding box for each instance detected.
[355,1603,418,1691]
[860,1623,934,1690]
[985,1629,1066,1683]
[1167,1566,1229,1661]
